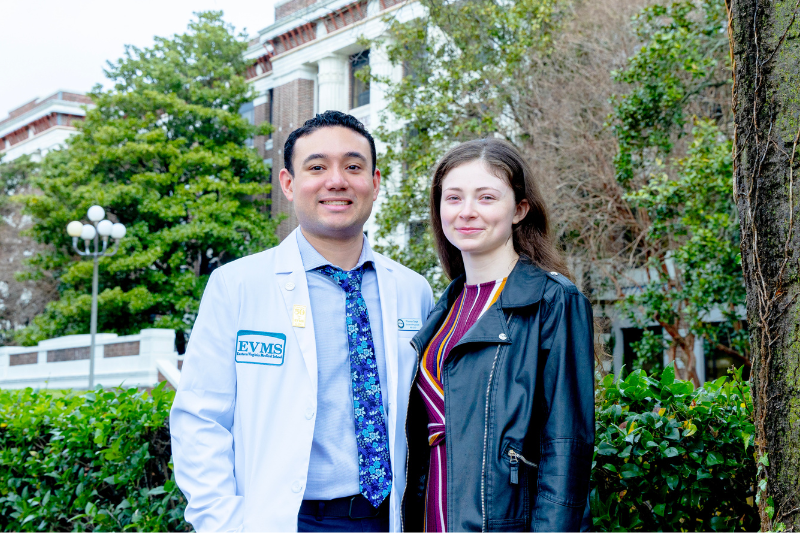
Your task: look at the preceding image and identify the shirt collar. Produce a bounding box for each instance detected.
[296,228,375,272]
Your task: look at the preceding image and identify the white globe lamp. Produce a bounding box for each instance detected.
[97,220,114,237]
[111,223,127,240]
[87,205,105,222]
[67,221,83,238]
[65,205,128,390]
[80,224,97,241]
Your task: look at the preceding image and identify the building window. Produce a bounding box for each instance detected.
[350,50,370,109]
[704,321,750,381]
[622,326,663,374]
[240,102,255,148]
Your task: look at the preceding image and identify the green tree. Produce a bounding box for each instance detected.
[620,120,747,381]
[16,11,277,346]
[609,0,747,383]
[731,0,800,527]
[370,0,565,291]
[0,154,37,210]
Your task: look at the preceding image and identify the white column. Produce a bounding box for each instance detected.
[694,335,706,384]
[317,55,349,113]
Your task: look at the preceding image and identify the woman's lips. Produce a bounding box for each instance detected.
[456,227,483,234]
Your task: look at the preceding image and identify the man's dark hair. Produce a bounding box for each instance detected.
[283,110,377,176]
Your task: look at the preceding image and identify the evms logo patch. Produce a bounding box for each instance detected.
[235,330,286,365]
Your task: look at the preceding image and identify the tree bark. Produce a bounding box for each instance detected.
[730,0,800,529]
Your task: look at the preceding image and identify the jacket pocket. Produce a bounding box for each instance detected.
[535,438,592,508]
[504,444,538,485]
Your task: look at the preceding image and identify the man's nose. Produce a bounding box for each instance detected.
[326,167,348,189]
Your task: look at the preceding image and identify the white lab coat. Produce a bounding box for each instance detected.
[170,228,435,532]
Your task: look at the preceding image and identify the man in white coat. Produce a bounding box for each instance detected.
[170,110,434,532]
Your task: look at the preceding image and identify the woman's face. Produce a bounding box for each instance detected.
[440,160,529,258]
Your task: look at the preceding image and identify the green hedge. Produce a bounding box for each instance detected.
[0,366,757,532]
[0,383,188,532]
[592,364,758,531]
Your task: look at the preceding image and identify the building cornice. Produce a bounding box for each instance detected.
[0,125,77,155]
[0,100,90,139]
[267,0,408,64]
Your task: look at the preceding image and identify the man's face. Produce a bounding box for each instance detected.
[279,126,380,241]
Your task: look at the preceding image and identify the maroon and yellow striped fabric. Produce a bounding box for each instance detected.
[416,278,507,532]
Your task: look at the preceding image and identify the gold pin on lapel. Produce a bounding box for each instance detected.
[292,305,307,328]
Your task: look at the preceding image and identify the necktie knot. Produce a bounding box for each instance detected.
[316,264,366,293]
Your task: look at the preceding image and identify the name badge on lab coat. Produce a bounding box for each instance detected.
[397,318,422,332]
[235,330,286,365]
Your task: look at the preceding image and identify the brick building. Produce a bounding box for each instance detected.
[243,0,418,240]
[0,90,93,162]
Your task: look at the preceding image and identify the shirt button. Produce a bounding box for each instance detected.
[285,282,295,291]
[499,333,508,341]
[305,407,315,420]
[550,272,558,276]
[292,481,303,493]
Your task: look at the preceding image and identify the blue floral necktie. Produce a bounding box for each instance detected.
[316,264,392,508]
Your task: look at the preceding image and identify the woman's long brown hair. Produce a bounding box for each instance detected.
[430,138,570,281]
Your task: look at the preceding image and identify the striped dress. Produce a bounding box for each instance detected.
[416,278,507,532]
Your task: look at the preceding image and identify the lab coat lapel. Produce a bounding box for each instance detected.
[274,229,318,394]
[374,259,399,457]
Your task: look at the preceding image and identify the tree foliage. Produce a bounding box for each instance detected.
[371,0,565,291]
[611,0,732,186]
[16,12,277,346]
[0,155,37,212]
[620,121,747,377]
[610,0,746,381]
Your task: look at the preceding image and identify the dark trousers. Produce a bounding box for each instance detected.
[297,513,389,532]
[297,495,390,532]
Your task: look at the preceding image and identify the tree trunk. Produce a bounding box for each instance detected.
[730,0,800,529]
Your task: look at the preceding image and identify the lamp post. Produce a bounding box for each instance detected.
[66,206,127,389]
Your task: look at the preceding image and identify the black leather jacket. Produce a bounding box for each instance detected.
[402,260,595,532]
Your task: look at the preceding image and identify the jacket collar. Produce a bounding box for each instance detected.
[498,258,548,309]
[411,258,548,353]
[274,227,306,275]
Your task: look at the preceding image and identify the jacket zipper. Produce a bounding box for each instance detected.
[480,312,513,532]
[400,342,421,533]
[507,449,537,485]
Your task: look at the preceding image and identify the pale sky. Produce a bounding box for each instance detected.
[0,0,278,116]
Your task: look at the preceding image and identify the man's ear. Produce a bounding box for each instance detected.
[279,168,295,201]
[372,169,381,201]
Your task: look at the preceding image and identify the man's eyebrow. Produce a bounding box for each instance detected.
[301,152,368,165]
[302,153,328,165]
[344,151,368,162]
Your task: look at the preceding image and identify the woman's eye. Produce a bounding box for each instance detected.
[480,195,496,201]
[445,195,460,201]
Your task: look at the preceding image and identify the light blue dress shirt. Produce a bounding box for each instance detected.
[296,230,389,500]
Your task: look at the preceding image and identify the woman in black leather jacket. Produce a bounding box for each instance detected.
[402,138,594,532]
